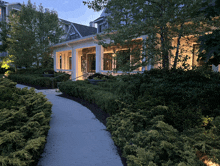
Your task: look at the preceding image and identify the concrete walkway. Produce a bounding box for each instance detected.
[16,84,123,166]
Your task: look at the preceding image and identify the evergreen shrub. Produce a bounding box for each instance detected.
[0,78,52,166]
[107,104,220,165]
[105,68,220,165]
[59,80,120,115]
[7,72,70,88]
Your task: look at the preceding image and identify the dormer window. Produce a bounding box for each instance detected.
[69,26,76,35]
[70,31,75,35]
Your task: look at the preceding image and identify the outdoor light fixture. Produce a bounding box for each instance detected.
[112,54,116,57]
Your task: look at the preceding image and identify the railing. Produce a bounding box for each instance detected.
[72,73,93,81]
[50,73,69,89]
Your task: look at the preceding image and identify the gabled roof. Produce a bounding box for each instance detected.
[72,22,97,37]
[59,18,97,37]
[59,19,72,25]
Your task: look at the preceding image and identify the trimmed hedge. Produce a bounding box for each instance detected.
[59,80,120,115]
[7,72,70,88]
[59,68,220,165]
[0,78,52,166]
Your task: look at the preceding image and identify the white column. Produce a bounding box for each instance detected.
[53,51,57,72]
[72,47,78,81]
[212,64,220,72]
[96,45,104,73]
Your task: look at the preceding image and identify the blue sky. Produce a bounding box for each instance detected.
[5,0,104,27]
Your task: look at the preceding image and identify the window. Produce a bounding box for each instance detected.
[69,57,72,70]
[116,50,130,70]
[192,44,205,67]
[87,54,96,73]
[99,25,102,33]
[81,54,86,72]
[60,55,62,69]
[192,44,212,70]
[103,53,112,70]
[0,8,2,19]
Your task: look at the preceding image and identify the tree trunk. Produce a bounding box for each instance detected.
[173,23,183,69]
[161,27,169,70]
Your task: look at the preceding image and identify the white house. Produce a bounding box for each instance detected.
[51,5,220,81]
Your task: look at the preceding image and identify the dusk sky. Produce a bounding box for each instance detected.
[5,0,104,27]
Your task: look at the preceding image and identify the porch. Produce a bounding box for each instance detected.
[53,39,144,81]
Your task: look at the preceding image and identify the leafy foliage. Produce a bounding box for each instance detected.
[84,0,213,70]
[59,80,120,115]
[59,68,220,165]
[6,0,64,69]
[0,78,52,166]
[7,71,70,89]
[197,0,220,66]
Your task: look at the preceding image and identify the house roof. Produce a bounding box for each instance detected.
[72,23,97,37]
[93,16,105,23]
[59,18,97,37]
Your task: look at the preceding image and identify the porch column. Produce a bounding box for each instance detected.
[72,47,78,81]
[96,45,104,73]
[53,51,57,72]
[212,64,220,72]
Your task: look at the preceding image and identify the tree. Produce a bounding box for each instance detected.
[6,0,64,70]
[197,0,220,66]
[84,0,214,71]
[0,21,11,54]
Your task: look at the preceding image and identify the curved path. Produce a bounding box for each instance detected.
[16,84,123,166]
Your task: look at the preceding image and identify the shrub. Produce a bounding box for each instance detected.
[88,73,109,79]
[59,80,120,115]
[0,78,52,166]
[107,107,220,166]
[7,72,70,88]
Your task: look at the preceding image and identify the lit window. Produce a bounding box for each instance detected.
[69,57,72,70]
[60,55,62,69]
[103,53,112,70]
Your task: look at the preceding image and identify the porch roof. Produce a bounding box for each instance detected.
[51,34,97,48]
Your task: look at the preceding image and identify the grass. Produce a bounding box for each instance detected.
[0,74,4,78]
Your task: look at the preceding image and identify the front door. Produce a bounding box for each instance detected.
[87,54,96,73]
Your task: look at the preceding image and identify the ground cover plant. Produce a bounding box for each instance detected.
[0,78,52,166]
[59,68,220,165]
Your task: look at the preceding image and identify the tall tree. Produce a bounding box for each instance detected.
[197,0,220,66]
[84,0,213,71]
[0,21,11,54]
[7,0,64,69]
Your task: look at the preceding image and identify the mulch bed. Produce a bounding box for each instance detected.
[15,83,127,166]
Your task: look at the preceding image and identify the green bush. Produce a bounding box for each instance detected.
[0,78,52,166]
[59,80,120,115]
[107,106,220,166]
[57,68,220,165]
[7,72,70,88]
[8,74,52,88]
[16,68,54,74]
